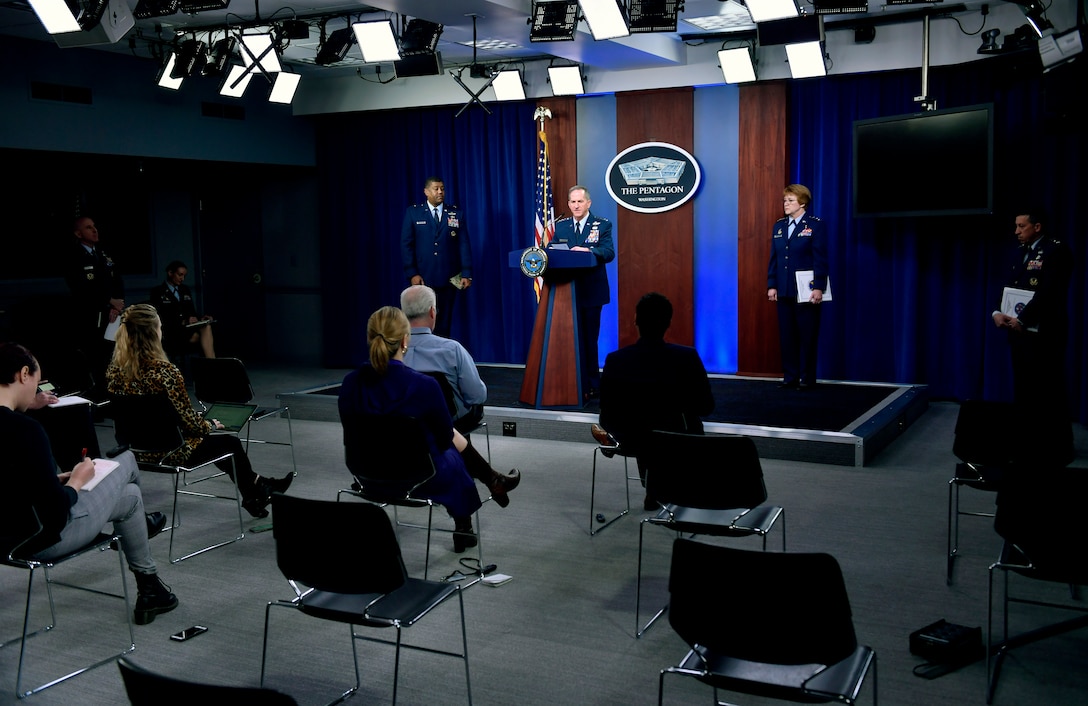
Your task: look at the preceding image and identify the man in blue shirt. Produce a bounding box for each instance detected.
[401,285,486,435]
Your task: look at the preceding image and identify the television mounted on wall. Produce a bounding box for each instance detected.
[852,103,993,218]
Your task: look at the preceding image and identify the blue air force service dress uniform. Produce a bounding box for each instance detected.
[150,282,199,358]
[400,203,473,338]
[548,212,616,393]
[1001,234,1074,464]
[766,213,828,387]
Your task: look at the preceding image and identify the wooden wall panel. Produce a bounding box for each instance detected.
[736,82,789,377]
[615,88,695,348]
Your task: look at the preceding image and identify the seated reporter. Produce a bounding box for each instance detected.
[105,304,291,519]
[337,306,520,552]
[0,342,177,626]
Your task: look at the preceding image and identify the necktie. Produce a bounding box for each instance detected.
[576,221,582,236]
[433,207,440,224]
[788,220,797,238]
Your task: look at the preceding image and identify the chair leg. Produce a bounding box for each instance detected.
[8,547,134,699]
[589,448,632,537]
[261,601,359,706]
[635,520,669,639]
[947,479,959,585]
[165,465,246,564]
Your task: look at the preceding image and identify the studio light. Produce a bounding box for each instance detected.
[785,41,827,78]
[34,0,133,46]
[744,0,799,23]
[529,0,579,42]
[28,0,91,34]
[268,71,301,104]
[202,36,235,76]
[718,46,756,83]
[400,18,443,54]
[629,0,682,33]
[177,0,228,11]
[170,38,207,79]
[548,65,584,95]
[1038,26,1083,70]
[219,64,254,97]
[580,0,630,40]
[314,27,354,65]
[812,0,867,14]
[352,20,400,62]
[133,0,179,19]
[1011,0,1053,37]
[156,52,185,90]
[492,69,526,101]
[239,32,281,74]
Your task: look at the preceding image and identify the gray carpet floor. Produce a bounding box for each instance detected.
[2,366,1087,706]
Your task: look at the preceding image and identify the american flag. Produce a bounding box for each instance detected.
[532,126,555,301]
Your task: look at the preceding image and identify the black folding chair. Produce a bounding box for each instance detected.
[659,538,876,705]
[637,431,785,638]
[261,495,472,706]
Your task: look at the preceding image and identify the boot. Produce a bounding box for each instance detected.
[133,572,179,625]
[452,517,478,553]
[461,442,521,508]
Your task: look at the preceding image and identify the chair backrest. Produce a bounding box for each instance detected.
[668,538,858,666]
[341,413,437,502]
[110,394,187,457]
[270,494,408,595]
[118,656,298,705]
[994,465,1088,583]
[28,401,102,470]
[953,399,1019,466]
[643,431,768,510]
[191,357,255,405]
[419,370,458,416]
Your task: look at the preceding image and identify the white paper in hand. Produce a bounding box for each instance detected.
[80,459,120,492]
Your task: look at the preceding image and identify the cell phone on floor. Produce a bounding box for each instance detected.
[170,625,208,641]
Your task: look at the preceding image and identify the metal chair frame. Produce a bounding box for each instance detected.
[588,440,638,536]
[636,432,786,638]
[1,512,134,699]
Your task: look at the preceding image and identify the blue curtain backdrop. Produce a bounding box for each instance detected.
[316,54,1086,423]
[787,54,1086,422]
[317,102,541,369]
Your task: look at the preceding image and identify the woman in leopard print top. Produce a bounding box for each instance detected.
[105,304,292,518]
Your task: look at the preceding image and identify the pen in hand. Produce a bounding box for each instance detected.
[81,447,88,459]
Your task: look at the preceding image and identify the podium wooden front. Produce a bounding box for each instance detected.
[509,249,595,408]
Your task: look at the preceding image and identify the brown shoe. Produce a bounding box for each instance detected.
[488,469,521,508]
[591,424,618,447]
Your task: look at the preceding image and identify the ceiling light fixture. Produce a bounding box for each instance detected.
[529,0,579,42]
[547,64,585,95]
[202,36,235,76]
[268,71,301,104]
[744,0,799,23]
[239,32,281,74]
[492,69,526,101]
[579,0,631,40]
[314,26,354,65]
[718,46,757,83]
[170,38,207,79]
[157,52,185,90]
[219,64,254,97]
[133,0,179,19]
[785,41,827,78]
[352,19,400,62]
[629,0,683,33]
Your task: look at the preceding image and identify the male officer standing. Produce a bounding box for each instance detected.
[400,177,473,338]
[549,185,615,400]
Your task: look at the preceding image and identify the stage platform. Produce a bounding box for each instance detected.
[279,365,928,467]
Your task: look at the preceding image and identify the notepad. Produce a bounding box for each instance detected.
[202,402,258,432]
[81,459,120,492]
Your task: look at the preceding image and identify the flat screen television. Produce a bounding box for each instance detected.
[852,104,993,218]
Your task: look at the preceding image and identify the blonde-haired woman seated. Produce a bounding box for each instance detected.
[338,306,520,552]
[106,304,292,518]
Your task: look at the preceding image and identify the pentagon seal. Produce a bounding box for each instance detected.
[519,247,548,278]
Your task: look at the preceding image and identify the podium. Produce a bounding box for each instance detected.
[508,248,596,408]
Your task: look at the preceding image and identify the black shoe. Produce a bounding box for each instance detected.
[242,498,270,519]
[263,474,294,495]
[488,469,521,508]
[778,381,799,389]
[453,529,479,553]
[146,512,167,540]
[133,573,179,625]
